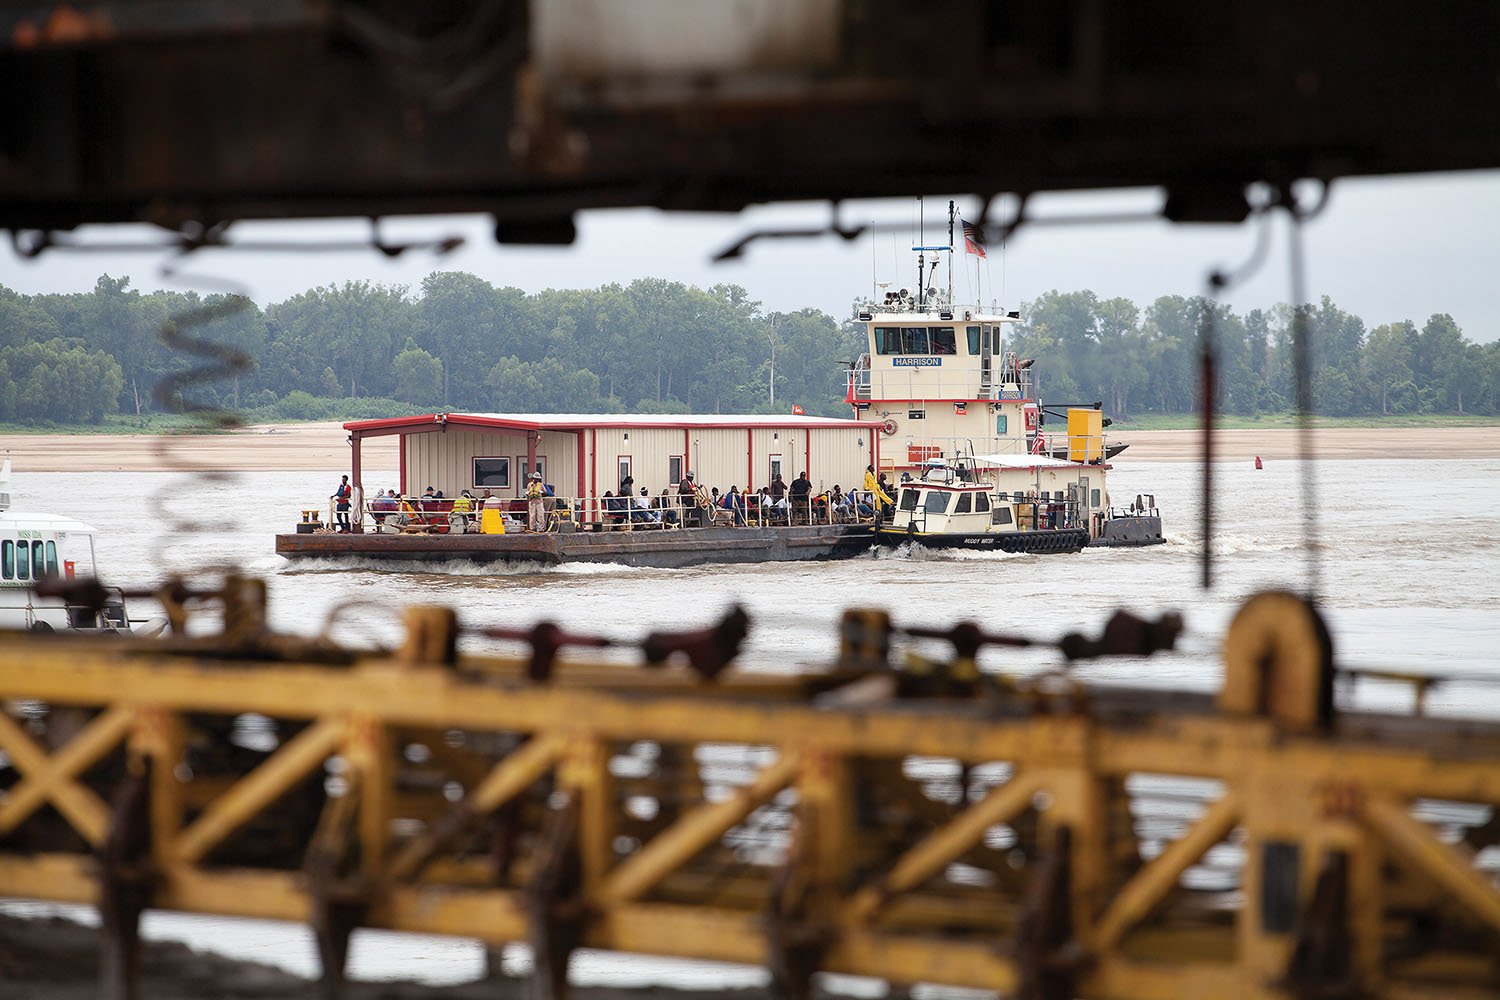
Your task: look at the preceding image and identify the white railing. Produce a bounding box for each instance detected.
[848,370,1032,403]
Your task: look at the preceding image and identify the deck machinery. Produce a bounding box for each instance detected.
[1,581,1499,1000]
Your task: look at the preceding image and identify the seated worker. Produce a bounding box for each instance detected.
[654,488,679,526]
[449,489,475,533]
[849,489,875,520]
[371,489,397,529]
[634,487,661,524]
[392,494,420,530]
[723,485,747,526]
[829,485,846,521]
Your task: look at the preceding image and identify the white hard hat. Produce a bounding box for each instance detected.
[531,471,542,479]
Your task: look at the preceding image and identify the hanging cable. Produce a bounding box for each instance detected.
[1285,188,1324,602]
[1195,194,1274,588]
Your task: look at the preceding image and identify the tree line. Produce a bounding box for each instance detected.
[1013,290,1500,417]
[1,274,1497,426]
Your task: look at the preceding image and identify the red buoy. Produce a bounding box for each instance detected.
[1254,456,1263,469]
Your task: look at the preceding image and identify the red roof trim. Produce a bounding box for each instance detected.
[345,413,868,434]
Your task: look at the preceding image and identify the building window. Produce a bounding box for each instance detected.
[617,456,632,490]
[669,455,684,485]
[908,409,925,420]
[996,414,1008,434]
[967,326,981,355]
[1,540,12,580]
[473,457,511,488]
[521,456,547,485]
[768,454,782,483]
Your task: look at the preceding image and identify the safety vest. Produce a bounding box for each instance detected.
[452,494,473,513]
[527,481,544,500]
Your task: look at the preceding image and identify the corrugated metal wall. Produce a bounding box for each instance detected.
[808,427,868,494]
[591,428,683,499]
[404,429,584,498]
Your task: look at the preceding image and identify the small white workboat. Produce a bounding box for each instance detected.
[0,456,154,633]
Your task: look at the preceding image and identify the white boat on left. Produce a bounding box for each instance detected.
[0,455,158,634]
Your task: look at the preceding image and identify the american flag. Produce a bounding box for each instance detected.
[961,218,986,258]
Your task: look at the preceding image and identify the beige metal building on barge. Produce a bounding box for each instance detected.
[345,412,880,523]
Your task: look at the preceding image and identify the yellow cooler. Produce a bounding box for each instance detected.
[481,500,505,534]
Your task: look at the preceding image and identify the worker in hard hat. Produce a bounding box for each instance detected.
[526,472,547,532]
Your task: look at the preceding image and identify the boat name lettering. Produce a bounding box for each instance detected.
[15,530,41,539]
[893,357,941,367]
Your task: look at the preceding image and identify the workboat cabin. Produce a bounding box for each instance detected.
[0,497,130,631]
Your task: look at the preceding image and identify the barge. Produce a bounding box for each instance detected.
[276,521,875,569]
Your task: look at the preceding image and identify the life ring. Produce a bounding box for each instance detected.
[880,418,898,436]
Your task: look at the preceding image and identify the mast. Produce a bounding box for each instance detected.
[916,195,924,307]
[947,200,955,304]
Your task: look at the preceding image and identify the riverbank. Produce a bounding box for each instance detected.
[2,422,1496,472]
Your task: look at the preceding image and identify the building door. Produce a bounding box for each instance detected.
[980,324,994,398]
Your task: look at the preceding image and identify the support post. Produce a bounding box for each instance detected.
[350,429,364,533]
[98,757,154,1000]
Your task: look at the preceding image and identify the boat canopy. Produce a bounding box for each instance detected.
[970,454,1082,470]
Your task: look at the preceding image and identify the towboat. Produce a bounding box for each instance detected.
[0,457,150,633]
[846,200,1164,549]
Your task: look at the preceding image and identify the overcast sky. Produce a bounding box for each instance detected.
[2,169,1496,343]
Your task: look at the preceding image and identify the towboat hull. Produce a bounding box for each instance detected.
[873,526,1089,554]
[276,524,878,570]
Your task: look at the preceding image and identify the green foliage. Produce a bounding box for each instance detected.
[274,390,330,421]
[2,272,1498,429]
[392,342,443,405]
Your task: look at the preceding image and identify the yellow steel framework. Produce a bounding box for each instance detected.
[1,588,1499,999]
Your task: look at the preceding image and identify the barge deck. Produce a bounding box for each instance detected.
[276,523,878,569]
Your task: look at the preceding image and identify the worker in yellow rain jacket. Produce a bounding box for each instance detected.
[864,464,892,518]
[526,472,547,531]
[450,489,474,533]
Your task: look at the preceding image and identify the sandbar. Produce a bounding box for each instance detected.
[1,422,1496,472]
